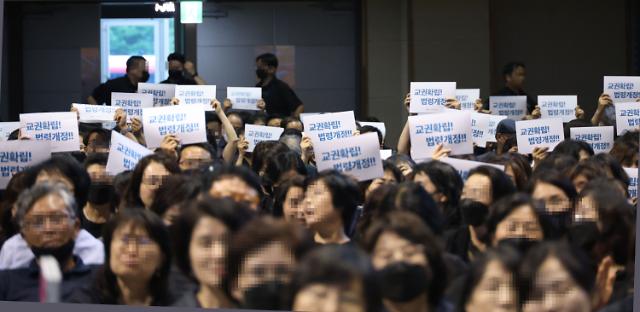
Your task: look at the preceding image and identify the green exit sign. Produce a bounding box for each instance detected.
[180,1,203,24]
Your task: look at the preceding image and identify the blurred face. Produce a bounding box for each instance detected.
[179,146,212,171]
[571,175,589,194]
[268,118,282,128]
[506,66,526,89]
[462,174,492,206]
[365,169,398,198]
[168,59,184,72]
[139,161,171,209]
[466,260,517,312]
[522,256,590,312]
[285,120,303,131]
[414,171,445,205]
[493,205,543,245]
[36,170,74,194]
[256,59,276,76]
[109,223,163,283]
[227,114,244,130]
[372,231,427,270]
[209,176,260,210]
[293,281,366,312]
[303,180,339,230]
[21,194,79,249]
[207,121,222,139]
[234,240,295,301]
[283,186,306,225]
[190,216,228,288]
[532,182,571,214]
[128,59,148,81]
[574,195,598,223]
[87,163,112,184]
[86,133,109,154]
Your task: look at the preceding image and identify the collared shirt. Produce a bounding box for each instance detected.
[256,77,302,118]
[91,75,137,105]
[0,256,99,302]
[0,230,104,270]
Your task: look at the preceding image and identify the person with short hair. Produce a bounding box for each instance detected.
[161,52,206,85]
[255,53,304,118]
[88,55,149,105]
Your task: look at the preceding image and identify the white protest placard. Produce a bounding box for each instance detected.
[72,103,119,123]
[440,157,502,181]
[315,132,383,181]
[470,113,507,147]
[175,85,216,111]
[456,89,480,111]
[142,105,207,149]
[570,126,614,154]
[227,87,261,111]
[111,92,154,121]
[358,121,386,140]
[20,112,80,153]
[380,149,393,160]
[0,122,20,141]
[515,118,564,154]
[538,95,578,122]
[614,102,640,135]
[301,111,357,145]
[603,76,640,103]
[490,96,527,120]
[106,131,152,175]
[0,140,51,189]
[244,124,285,153]
[624,167,638,199]
[410,82,457,113]
[137,83,176,107]
[408,110,473,159]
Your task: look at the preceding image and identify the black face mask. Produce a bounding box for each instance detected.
[242,281,289,310]
[31,239,75,267]
[256,68,268,80]
[376,262,429,302]
[498,237,538,255]
[88,183,114,205]
[546,211,572,239]
[568,221,600,252]
[459,199,489,227]
[168,69,183,79]
[140,70,150,83]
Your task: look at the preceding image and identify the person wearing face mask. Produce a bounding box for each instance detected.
[81,153,115,238]
[527,172,577,239]
[254,53,304,118]
[0,183,100,302]
[361,211,451,312]
[160,52,206,85]
[87,55,150,105]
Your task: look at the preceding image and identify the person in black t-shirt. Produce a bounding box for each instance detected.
[488,62,537,114]
[254,53,303,118]
[160,52,206,86]
[88,55,149,105]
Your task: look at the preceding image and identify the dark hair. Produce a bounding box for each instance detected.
[382,160,403,182]
[250,111,269,125]
[306,170,361,234]
[610,130,639,168]
[25,154,91,212]
[467,166,516,204]
[591,153,630,191]
[502,62,525,79]
[97,208,172,305]
[533,154,578,177]
[527,171,577,208]
[0,172,29,240]
[167,52,186,64]
[256,53,278,68]
[361,211,447,308]
[392,182,444,235]
[505,153,532,191]
[126,55,146,71]
[264,150,307,187]
[250,141,290,175]
[456,245,521,312]
[414,160,463,229]
[123,153,180,208]
[356,183,398,239]
[564,119,593,139]
[112,170,132,209]
[83,128,111,150]
[568,160,607,189]
[519,241,594,305]
[205,164,263,199]
[386,154,416,178]
[552,139,594,160]
[272,175,306,218]
[485,193,550,245]
[358,125,383,146]
[148,174,202,218]
[290,245,382,312]
[83,152,108,169]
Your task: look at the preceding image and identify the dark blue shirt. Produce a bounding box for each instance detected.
[0,256,99,302]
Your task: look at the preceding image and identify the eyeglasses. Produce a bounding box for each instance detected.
[23,213,71,230]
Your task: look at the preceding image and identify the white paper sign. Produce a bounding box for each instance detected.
[490,96,527,120]
[315,132,383,181]
[0,141,52,189]
[570,126,614,154]
[19,112,80,153]
[470,113,507,147]
[301,111,357,145]
[603,76,640,103]
[456,89,480,111]
[227,87,261,111]
[440,157,503,181]
[358,121,386,140]
[380,149,393,160]
[410,82,457,113]
[409,110,473,158]
[538,95,578,122]
[244,124,285,153]
[175,85,216,111]
[614,102,640,135]
[111,92,154,121]
[624,167,638,199]
[142,105,207,148]
[106,131,152,175]
[72,103,119,123]
[515,118,564,154]
[0,122,20,141]
[137,83,176,107]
